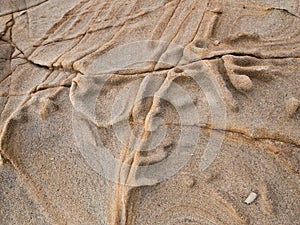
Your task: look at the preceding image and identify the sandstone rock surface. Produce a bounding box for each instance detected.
[0,0,300,225]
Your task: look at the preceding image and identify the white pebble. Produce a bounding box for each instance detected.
[183,176,196,188]
[244,192,258,204]
[285,97,299,118]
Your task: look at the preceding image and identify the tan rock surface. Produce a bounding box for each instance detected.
[0,0,300,224]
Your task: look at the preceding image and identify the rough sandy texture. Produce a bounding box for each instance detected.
[0,0,300,224]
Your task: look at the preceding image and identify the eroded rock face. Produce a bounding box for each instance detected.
[0,0,299,224]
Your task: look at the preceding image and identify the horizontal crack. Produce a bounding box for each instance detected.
[207,126,300,148]
[25,58,84,75]
[30,84,71,95]
[0,0,49,17]
[91,119,300,149]
[201,51,300,61]
[267,7,300,19]
[88,50,300,76]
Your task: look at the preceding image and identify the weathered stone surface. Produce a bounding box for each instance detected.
[0,161,51,224]
[0,0,299,225]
